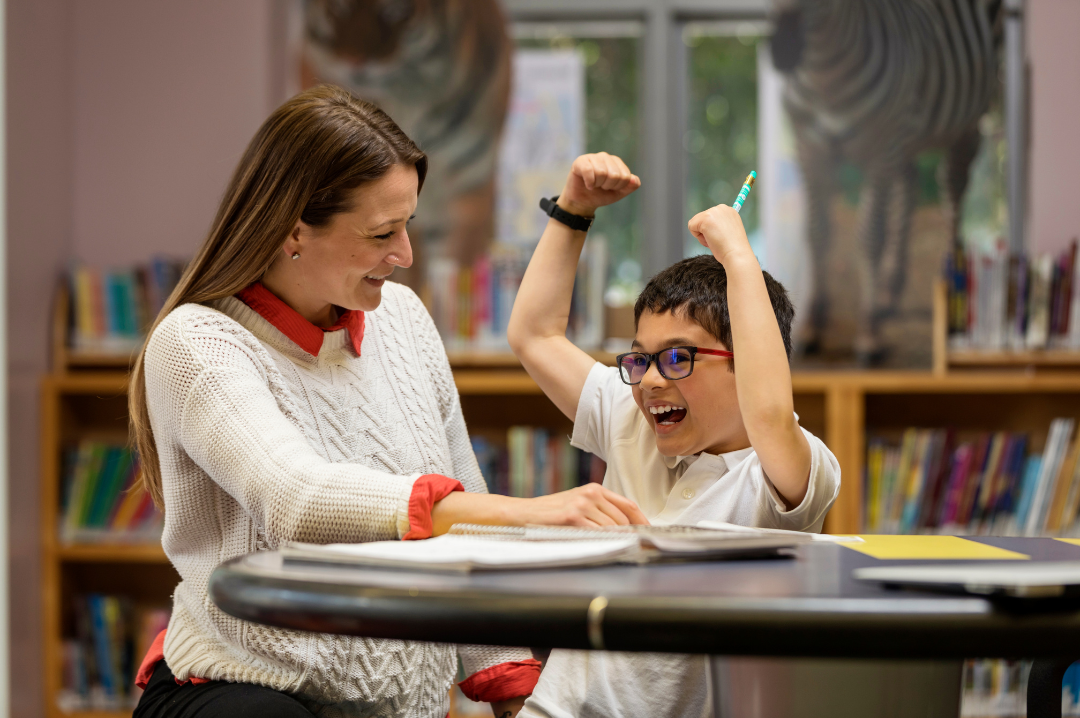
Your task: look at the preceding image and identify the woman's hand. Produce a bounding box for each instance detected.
[431,484,649,535]
[557,152,641,218]
[513,484,649,527]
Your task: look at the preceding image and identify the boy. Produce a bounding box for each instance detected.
[506,153,841,718]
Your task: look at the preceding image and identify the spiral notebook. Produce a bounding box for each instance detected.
[282,523,810,572]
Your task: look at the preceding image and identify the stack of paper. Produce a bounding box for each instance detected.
[284,534,639,572]
[283,523,813,572]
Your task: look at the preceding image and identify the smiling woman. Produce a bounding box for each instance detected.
[126,85,646,718]
[259,164,419,323]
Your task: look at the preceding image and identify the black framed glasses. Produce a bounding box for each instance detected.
[616,346,734,385]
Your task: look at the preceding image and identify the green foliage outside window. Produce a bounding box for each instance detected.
[685,29,761,258]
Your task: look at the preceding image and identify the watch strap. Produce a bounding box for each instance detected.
[540,196,594,232]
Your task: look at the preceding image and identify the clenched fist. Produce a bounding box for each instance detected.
[556,152,641,219]
[688,203,753,266]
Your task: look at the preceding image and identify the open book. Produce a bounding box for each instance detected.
[282,523,812,573]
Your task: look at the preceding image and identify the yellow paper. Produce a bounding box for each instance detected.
[1054,538,1080,548]
[840,535,1028,560]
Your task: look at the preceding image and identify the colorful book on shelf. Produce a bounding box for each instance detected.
[472,427,603,499]
[61,594,159,710]
[944,240,1080,352]
[68,257,185,354]
[60,440,161,543]
[865,419,1080,537]
[1046,436,1080,533]
[427,239,606,351]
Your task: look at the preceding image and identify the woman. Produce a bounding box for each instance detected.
[129,85,646,718]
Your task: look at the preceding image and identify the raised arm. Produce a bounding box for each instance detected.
[687,204,812,506]
[507,153,640,420]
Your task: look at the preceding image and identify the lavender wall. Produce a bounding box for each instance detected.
[7,0,73,714]
[70,1,281,266]
[1028,0,1080,255]
[7,1,284,714]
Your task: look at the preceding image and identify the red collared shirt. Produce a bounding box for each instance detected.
[235,281,366,357]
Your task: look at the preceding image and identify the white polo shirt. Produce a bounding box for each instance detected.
[519,363,841,718]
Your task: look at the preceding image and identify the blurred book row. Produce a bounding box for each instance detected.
[58,596,169,712]
[864,419,1080,536]
[960,659,1080,718]
[945,240,1080,352]
[960,660,1027,718]
[68,258,185,354]
[429,239,606,352]
[60,441,162,543]
[471,428,605,498]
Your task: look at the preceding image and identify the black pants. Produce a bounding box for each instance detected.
[134,660,315,718]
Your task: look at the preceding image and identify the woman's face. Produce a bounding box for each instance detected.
[273,163,419,319]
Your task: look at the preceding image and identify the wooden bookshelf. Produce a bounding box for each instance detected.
[40,372,175,718]
[932,278,1080,374]
[41,345,1080,715]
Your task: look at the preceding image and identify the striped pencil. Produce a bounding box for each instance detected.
[731,171,756,213]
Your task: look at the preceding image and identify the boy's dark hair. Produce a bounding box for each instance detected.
[633,255,795,368]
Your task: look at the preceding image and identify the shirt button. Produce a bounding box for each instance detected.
[682,488,695,500]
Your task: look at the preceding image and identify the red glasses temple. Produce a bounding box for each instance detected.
[694,347,734,358]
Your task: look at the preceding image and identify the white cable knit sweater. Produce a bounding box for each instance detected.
[143,282,529,717]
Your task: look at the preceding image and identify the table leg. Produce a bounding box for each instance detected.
[1027,658,1077,718]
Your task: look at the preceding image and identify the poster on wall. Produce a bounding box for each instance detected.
[495,49,585,250]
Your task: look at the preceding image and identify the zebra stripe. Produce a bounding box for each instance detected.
[772,0,1003,362]
[781,0,999,160]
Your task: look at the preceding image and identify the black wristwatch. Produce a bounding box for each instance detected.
[540,196,594,232]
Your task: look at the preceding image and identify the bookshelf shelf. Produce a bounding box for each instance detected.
[56,544,169,564]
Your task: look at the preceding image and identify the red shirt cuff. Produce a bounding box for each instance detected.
[458,659,542,703]
[135,629,209,689]
[403,474,464,540]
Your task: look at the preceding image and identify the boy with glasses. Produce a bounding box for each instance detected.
[506,153,840,718]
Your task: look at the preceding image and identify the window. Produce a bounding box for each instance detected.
[684,22,766,259]
[511,23,643,301]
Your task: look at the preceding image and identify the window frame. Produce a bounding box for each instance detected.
[504,0,769,279]
[505,0,1029,267]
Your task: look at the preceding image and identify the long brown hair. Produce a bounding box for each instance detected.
[130,84,427,508]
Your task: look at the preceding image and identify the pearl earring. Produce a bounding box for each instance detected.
[291,252,300,260]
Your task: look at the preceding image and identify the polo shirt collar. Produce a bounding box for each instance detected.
[235,282,365,357]
[663,445,755,471]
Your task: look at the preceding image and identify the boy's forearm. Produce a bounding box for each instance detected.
[507,209,589,351]
[725,252,793,420]
[506,201,598,420]
[508,153,640,421]
[724,252,811,504]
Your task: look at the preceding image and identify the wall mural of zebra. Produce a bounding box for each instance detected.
[772,0,1003,364]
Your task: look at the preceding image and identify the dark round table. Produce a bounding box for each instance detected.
[210,537,1080,718]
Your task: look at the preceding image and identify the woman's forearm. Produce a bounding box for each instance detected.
[430,491,514,535]
[431,484,650,535]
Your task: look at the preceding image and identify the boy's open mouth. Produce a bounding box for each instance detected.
[649,404,687,426]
